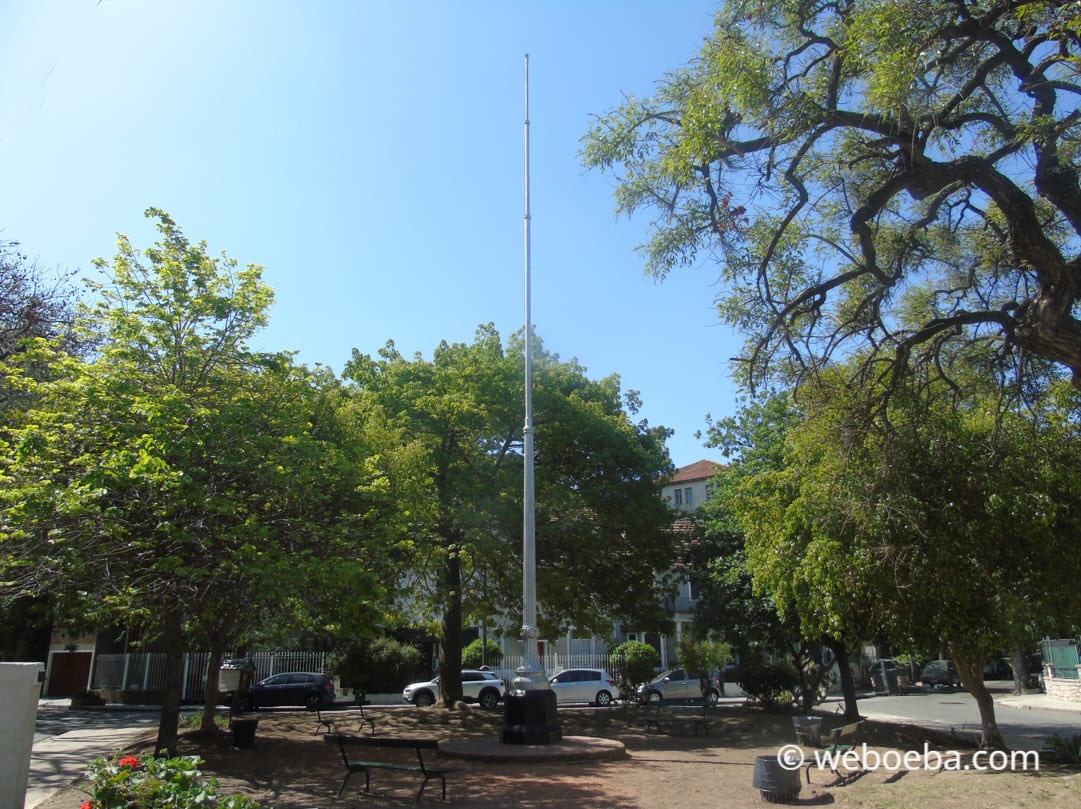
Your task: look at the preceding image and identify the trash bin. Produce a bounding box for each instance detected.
[753,754,801,804]
[793,715,822,747]
[230,717,258,748]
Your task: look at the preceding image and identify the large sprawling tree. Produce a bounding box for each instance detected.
[584,0,1081,393]
[344,327,676,706]
[738,365,1081,748]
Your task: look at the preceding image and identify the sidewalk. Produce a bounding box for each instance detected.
[26,699,160,809]
[995,691,1081,714]
[26,724,146,808]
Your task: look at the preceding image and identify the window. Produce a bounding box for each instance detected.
[674,489,683,506]
[685,487,693,505]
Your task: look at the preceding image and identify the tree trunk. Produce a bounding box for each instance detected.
[155,608,185,757]
[1011,647,1027,695]
[794,646,817,713]
[200,633,226,734]
[826,638,861,721]
[438,539,464,707]
[954,653,1007,750]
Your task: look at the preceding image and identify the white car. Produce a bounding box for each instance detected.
[402,669,505,709]
[548,668,618,706]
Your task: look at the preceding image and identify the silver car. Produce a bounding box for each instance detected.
[637,668,721,704]
[402,669,505,709]
[548,668,618,706]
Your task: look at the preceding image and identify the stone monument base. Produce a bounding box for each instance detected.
[501,689,562,745]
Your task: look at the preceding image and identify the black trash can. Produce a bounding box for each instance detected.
[752,754,802,804]
[230,717,258,748]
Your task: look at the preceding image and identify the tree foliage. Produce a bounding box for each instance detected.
[737,364,1081,747]
[609,639,661,700]
[584,0,1081,394]
[344,327,676,705]
[0,210,405,750]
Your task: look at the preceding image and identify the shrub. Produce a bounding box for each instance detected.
[184,709,228,731]
[738,658,800,710]
[462,638,504,669]
[1044,733,1081,767]
[328,637,423,693]
[83,754,263,809]
[609,640,660,701]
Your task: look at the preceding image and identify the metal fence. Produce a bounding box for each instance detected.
[1042,638,1079,680]
[91,651,330,701]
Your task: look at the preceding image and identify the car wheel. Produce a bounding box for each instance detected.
[305,693,321,710]
[414,690,436,707]
[704,689,719,706]
[594,690,613,707]
[647,690,663,704]
[479,689,500,710]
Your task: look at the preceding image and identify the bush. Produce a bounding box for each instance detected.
[1044,733,1081,767]
[83,754,263,809]
[738,658,800,710]
[462,638,503,669]
[184,709,228,731]
[609,640,660,701]
[328,637,423,693]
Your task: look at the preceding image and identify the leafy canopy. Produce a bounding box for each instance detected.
[584,0,1081,395]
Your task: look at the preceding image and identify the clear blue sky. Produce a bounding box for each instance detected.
[1,0,740,468]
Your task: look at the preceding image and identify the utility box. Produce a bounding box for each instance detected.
[0,662,43,809]
[220,659,256,707]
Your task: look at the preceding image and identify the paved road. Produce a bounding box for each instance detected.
[834,683,1081,752]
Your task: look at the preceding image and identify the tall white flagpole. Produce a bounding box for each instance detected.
[502,53,561,747]
[517,51,543,690]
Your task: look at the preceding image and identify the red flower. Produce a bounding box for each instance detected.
[117,755,140,768]
[81,802,95,809]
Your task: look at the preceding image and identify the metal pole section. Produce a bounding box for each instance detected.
[515,52,545,690]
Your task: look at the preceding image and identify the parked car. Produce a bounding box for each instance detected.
[247,672,335,709]
[983,658,1013,680]
[637,668,721,704]
[921,659,961,688]
[402,669,505,709]
[548,668,619,706]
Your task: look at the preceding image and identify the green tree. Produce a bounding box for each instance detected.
[609,639,660,701]
[691,394,862,717]
[0,239,82,660]
[0,210,404,751]
[344,327,675,706]
[677,635,732,700]
[742,366,1081,748]
[583,0,1081,393]
[462,638,504,669]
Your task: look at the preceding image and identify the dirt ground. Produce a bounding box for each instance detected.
[39,703,1081,809]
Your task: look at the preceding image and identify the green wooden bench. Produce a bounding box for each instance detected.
[308,694,374,735]
[805,720,864,784]
[640,701,713,737]
[325,733,459,802]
